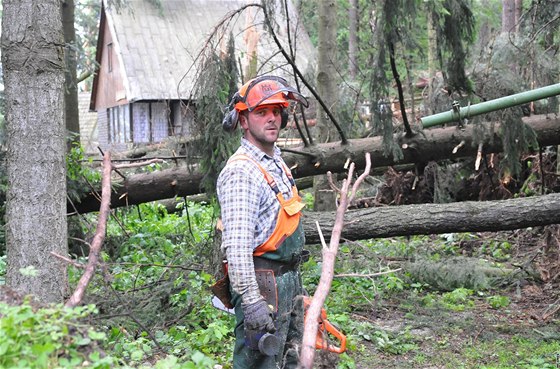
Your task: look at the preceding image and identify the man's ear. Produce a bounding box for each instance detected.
[239,113,249,130]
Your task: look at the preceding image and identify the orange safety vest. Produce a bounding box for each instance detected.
[227,154,305,257]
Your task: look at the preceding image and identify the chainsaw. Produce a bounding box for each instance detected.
[212,294,347,354]
[303,296,347,354]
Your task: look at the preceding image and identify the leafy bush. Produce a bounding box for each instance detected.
[0,301,113,368]
[441,288,475,311]
[486,295,510,309]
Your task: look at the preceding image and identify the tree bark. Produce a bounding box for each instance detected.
[3,0,68,302]
[62,0,81,148]
[348,0,358,79]
[314,0,338,212]
[501,0,516,34]
[302,191,560,244]
[70,114,560,214]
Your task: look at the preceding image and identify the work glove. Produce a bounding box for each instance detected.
[242,299,276,333]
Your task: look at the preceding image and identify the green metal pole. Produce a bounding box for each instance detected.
[421,83,560,128]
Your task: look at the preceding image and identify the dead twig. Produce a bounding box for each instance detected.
[541,296,560,321]
[112,158,164,170]
[298,153,371,369]
[50,252,86,269]
[334,269,402,278]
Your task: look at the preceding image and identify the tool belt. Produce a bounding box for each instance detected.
[211,250,310,309]
[253,249,310,276]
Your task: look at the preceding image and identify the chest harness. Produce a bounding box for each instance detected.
[227,154,305,257]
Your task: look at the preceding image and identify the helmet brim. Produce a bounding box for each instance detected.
[246,87,309,111]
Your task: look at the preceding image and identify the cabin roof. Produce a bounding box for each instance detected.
[90,0,316,110]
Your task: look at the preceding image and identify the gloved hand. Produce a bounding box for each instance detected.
[242,299,276,333]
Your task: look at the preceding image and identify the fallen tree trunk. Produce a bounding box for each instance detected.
[301,192,560,244]
[71,114,560,214]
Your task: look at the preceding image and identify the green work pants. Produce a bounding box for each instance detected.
[231,223,305,369]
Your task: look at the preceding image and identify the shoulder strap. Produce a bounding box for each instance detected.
[227,154,280,194]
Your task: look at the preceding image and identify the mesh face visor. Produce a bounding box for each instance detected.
[245,87,309,112]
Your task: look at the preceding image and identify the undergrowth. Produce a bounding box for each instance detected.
[0,198,557,368]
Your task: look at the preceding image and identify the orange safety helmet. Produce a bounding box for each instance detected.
[222,75,308,132]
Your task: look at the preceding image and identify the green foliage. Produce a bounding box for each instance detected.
[486,295,510,309]
[348,320,418,355]
[441,288,474,311]
[66,143,102,203]
[191,33,240,197]
[464,336,560,369]
[0,302,114,369]
[302,191,315,209]
[0,255,6,285]
[408,256,494,291]
[433,0,476,94]
[70,200,234,367]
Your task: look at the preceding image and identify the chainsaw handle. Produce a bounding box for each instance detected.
[316,318,347,354]
[303,296,347,354]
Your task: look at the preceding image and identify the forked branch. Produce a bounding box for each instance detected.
[298,153,371,369]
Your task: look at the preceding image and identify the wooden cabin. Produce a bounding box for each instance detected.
[89,0,316,152]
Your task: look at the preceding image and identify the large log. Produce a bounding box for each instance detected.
[286,113,560,178]
[301,192,560,244]
[71,114,560,214]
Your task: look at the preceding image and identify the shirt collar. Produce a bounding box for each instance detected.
[240,138,282,161]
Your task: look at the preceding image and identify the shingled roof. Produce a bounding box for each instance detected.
[90,0,316,109]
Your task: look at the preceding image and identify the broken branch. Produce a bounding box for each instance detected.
[298,153,371,369]
[65,152,112,308]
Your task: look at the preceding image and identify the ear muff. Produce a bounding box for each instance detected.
[222,92,242,132]
[280,108,289,129]
[222,109,239,132]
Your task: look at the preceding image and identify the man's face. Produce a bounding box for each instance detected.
[240,104,283,154]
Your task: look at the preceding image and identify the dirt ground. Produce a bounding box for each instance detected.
[323,227,560,369]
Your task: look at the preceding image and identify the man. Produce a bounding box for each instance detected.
[217,75,309,368]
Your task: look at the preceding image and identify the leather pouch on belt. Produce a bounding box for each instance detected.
[211,263,234,309]
[255,269,278,313]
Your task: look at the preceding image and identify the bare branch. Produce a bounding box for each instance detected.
[50,252,86,269]
[334,269,402,278]
[112,158,164,170]
[298,153,372,369]
[65,152,112,307]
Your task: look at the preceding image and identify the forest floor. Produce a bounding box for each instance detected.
[349,284,560,368]
[310,227,560,369]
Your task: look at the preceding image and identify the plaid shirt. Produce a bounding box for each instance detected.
[217,138,295,305]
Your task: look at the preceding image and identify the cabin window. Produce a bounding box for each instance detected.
[107,105,131,143]
[107,43,113,72]
[107,102,171,144]
[132,102,170,143]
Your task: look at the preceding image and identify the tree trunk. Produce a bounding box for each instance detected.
[348,0,358,79]
[2,0,68,303]
[62,0,80,148]
[514,0,523,33]
[501,0,516,34]
[302,191,560,243]
[70,114,560,213]
[426,3,437,115]
[314,0,338,211]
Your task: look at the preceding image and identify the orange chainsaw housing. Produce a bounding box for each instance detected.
[303,296,347,354]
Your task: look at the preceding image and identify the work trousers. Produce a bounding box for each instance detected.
[231,223,305,369]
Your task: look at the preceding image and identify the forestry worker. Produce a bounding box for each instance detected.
[216,75,309,369]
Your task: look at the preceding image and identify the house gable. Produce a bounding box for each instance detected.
[89,0,316,151]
